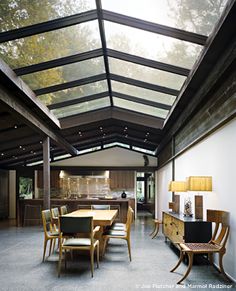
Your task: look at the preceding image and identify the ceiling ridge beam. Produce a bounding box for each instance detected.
[34,73,106,96]
[96,0,113,106]
[0,10,98,43]
[102,10,207,45]
[112,91,172,110]
[110,73,179,96]
[14,49,103,76]
[107,49,190,76]
[48,91,109,110]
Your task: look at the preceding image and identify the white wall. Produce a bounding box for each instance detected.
[155,163,172,219]
[51,147,157,167]
[156,117,236,281]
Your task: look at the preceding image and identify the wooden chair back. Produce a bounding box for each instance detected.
[42,209,53,233]
[207,209,230,249]
[59,216,94,242]
[126,207,134,233]
[60,205,68,215]
[51,207,59,219]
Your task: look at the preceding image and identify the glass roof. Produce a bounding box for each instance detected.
[104,21,202,69]
[21,57,105,90]
[109,57,186,90]
[0,0,96,32]
[0,20,101,69]
[102,0,227,36]
[111,81,176,106]
[52,97,110,118]
[0,0,229,124]
[39,80,108,106]
[113,97,168,119]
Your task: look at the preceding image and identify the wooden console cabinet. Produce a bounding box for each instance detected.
[162,212,212,244]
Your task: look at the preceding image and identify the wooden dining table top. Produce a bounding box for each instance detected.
[65,209,118,226]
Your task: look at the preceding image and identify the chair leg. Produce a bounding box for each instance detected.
[170,249,184,272]
[90,249,94,278]
[49,239,53,256]
[102,237,108,257]
[218,252,229,280]
[43,238,48,262]
[126,238,132,261]
[177,252,194,284]
[64,249,67,269]
[96,242,100,268]
[58,245,62,277]
[151,223,160,239]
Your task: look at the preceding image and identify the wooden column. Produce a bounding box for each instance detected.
[171,136,175,202]
[43,137,50,210]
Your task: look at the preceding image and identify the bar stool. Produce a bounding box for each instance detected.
[24,204,42,226]
[149,219,162,239]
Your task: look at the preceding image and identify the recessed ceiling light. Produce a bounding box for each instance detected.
[39,141,42,144]
[14,125,18,129]
[19,145,22,149]
[1,153,4,156]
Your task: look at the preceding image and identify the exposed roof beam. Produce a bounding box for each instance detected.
[48,91,109,110]
[96,0,113,106]
[0,58,60,128]
[110,74,179,96]
[102,10,207,45]
[60,107,164,129]
[34,73,106,95]
[0,85,78,156]
[107,49,190,76]
[0,10,98,43]
[14,49,103,76]
[112,91,172,110]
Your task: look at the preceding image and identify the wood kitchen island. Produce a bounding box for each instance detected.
[18,198,133,226]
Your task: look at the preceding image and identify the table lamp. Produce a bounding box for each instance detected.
[187,176,212,219]
[168,181,187,214]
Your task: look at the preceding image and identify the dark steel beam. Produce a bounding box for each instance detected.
[110,74,179,96]
[34,73,106,95]
[96,0,113,106]
[14,49,103,75]
[48,91,109,110]
[60,107,164,129]
[107,49,190,76]
[0,10,98,43]
[0,58,60,128]
[112,91,172,110]
[102,10,207,45]
[0,84,78,156]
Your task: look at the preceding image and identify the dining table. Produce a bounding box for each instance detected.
[65,209,118,256]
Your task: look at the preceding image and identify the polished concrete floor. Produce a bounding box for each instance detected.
[0,211,234,291]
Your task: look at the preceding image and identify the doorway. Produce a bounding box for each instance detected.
[136,172,155,217]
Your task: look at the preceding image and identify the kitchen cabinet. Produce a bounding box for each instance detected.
[109,171,134,190]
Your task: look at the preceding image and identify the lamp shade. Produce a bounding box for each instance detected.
[168,181,187,192]
[187,176,212,191]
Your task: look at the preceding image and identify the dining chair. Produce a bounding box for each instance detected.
[110,206,133,231]
[60,205,68,215]
[58,216,100,277]
[170,209,230,284]
[102,207,134,261]
[51,207,59,226]
[91,205,110,210]
[41,209,59,262]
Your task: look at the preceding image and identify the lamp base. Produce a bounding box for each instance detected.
[183,213,193,217]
